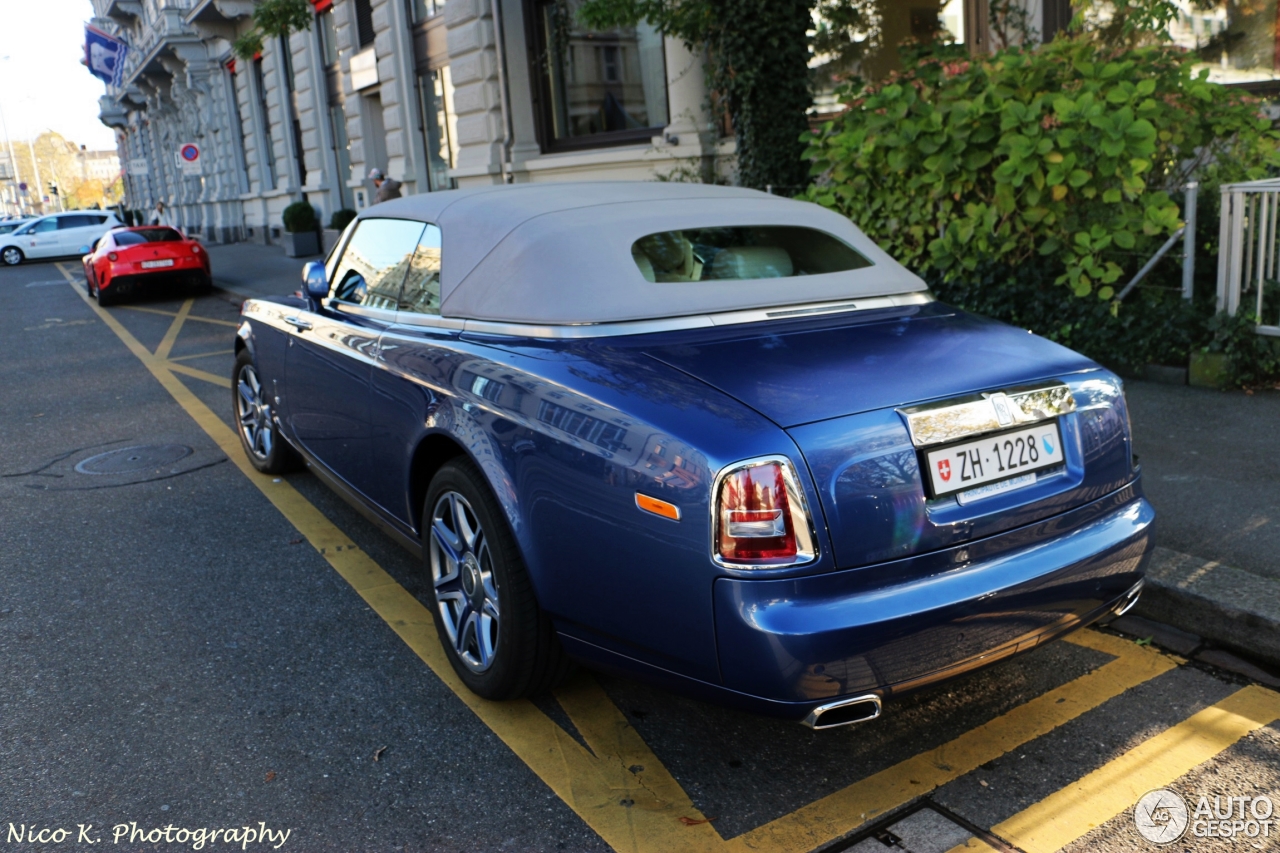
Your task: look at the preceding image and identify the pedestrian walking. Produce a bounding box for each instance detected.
[149,200,167,226]
[369,168,402,204]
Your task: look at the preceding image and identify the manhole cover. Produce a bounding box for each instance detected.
[74,444,193,475]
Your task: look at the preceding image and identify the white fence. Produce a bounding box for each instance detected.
[1218,178,1280,337]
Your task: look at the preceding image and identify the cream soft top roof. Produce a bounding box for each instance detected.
[365,182,927,325]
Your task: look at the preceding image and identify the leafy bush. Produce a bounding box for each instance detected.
[1204,310,1280,389]
[929,259,1210,375]
[802,38,1280,300]
[329,208,357,231]
[282,201,318,234]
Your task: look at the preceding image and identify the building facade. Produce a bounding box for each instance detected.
[101,0,1231,243]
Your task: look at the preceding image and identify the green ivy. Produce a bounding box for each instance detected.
[802,38,1280,299]
[233,0,314,60]
[1205,310,1280,389]
[578,0,814,190]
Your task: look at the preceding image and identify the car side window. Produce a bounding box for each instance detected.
[329,218,426,311]
[397,224,443,316]
[58,215,91,230]
[32,218,57,233]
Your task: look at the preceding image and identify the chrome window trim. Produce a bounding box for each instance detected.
[439,292,933,339]
[897,380,1077,448]
[326,300,401,322]
[710,455,819,570]
[389,313,466,330]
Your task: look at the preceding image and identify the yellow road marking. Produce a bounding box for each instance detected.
[168,362,232,388]
[725,632,1177,853]
[55,259,1192,853]
[948,684,1280,853]
[118,303,240,327]
[154,297,193,361]
[169,349,236,363]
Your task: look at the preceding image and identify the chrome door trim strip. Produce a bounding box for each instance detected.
[449,292,933,340]
[897,381,1077,448]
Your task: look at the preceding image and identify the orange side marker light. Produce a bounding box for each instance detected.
[635,493,681,521]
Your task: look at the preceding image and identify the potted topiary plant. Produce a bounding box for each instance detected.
[323,208,356,254]
[281,201,320,257]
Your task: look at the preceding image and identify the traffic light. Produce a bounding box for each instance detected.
[49,182,58,196]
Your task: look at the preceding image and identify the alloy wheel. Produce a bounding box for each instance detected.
[235,362,274,460]
[429,491,500,673]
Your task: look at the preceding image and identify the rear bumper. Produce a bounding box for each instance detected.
[713,486,1154,709]
[102,269,210,294]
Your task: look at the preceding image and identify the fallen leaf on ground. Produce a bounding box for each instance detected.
[678,817,717,826]
[265,771,276,782]
[374,746,387,762]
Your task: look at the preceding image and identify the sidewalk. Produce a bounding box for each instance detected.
[198,243,1280,669]
[206,241,315,302]
[1124,381,1280,668]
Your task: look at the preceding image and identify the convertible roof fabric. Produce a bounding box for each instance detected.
[365,182,927,325]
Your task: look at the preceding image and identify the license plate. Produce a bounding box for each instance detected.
[141,259,174,269]
[924,422,1063,500]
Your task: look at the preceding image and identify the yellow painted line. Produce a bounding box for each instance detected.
[57,264,720,853]
[723,632,1178,853]
[154,297,193,361]
[169,349,236,363]
[948,684,1280,853]
[118,303,240,327]
[167,362,232,388]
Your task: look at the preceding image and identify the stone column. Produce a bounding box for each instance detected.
[446,0,503,183]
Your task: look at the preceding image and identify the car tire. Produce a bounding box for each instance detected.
[2,246,23,266]
[424,458,572,700]
[91,276,114,306]
[233,348,301,475]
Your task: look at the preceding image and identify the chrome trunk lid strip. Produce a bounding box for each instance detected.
[897,382,1076,448]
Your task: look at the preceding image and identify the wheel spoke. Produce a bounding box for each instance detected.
[452,494,479,550]
[428,528,461,589]
[474,612,495,668]
[431,516,464,562]
[456,609,479,658]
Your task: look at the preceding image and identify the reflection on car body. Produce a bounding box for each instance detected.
[232,183,1153,729]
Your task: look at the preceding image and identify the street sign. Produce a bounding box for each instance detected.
[18,182,27,193]
[127,158,149,176]
[178,142,201,176]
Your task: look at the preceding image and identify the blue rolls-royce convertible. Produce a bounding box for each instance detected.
[233,183,1152,729]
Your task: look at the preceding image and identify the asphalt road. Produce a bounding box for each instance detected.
[1,256,1277,853]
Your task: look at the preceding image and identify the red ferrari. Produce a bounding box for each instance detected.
[83,226,212,306]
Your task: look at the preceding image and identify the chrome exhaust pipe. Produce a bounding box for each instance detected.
[802,694,882,730]
[1112,579,1144,618]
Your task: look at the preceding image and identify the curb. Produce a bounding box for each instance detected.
[1134,546,1280,668]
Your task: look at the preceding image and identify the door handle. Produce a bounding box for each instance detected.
[284,315,313,331]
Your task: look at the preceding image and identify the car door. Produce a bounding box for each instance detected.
[58,214,100,256]
[23,217,62,258]
[367,223,450,523]
[283,216,425,499]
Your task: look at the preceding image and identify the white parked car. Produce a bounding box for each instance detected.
[0,211,123,266]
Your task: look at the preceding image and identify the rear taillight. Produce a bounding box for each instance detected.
[713,457,817,567]
[107,252,117,261]
[192,244,202,254]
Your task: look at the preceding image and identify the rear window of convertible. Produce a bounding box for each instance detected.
[114,228,182,245]
[631,226,873,282]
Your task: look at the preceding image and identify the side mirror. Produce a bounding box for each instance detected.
[302,260,328,301]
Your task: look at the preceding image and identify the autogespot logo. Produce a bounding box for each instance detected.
[1134,789,1278,843]
[1135,789,1190,844]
